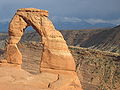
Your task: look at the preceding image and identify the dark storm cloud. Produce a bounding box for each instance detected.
[0,0,120,22]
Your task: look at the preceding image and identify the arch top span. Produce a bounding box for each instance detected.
[17,8,48,17]
[18,8,48,12]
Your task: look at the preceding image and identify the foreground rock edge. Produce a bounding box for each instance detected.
[0,65,82,90]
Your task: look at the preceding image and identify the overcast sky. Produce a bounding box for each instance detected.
[0,0,120,25]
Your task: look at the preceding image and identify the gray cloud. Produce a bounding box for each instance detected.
[84,18,120,25]
[51,16,82,23]
[0,0,120,22]
[51,16,120,25]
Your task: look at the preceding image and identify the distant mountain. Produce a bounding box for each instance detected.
[53,21,115,30]
[0,20,115,32]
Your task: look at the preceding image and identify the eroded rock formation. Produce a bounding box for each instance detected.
[7,8,76,71]
[0,8,82,90]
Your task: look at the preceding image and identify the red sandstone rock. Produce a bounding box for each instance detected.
[3,8,83,90]
[0,59,7,63]
[6,44,22,64]
[8,8,76,71]
[0,66,82,90]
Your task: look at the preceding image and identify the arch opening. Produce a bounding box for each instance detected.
[18,26,43,74]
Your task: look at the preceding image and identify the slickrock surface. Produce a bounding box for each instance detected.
[0,8,82,90]
[0,65,82,90]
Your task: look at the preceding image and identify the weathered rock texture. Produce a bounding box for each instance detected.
[1,8,82,90]
[0,66,82,90]
[7,8,75,71]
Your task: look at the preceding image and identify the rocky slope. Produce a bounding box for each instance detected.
[70,46,120,90]
[0,25,120,53]
[60,29,106,46]
[79,25,120,53]
[60,25,120,53]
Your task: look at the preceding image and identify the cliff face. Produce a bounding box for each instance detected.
[79,26,120,53]
[59,26,120,53]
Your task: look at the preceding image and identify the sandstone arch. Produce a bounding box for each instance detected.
[1,8,83,90]
[7,8,76,71]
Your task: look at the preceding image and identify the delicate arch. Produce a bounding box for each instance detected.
[6,8,76,72]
